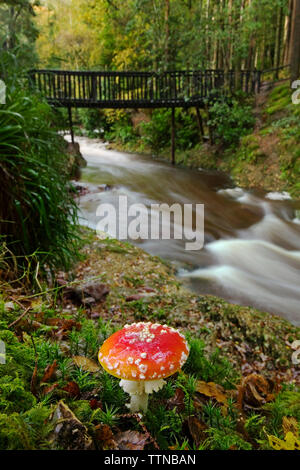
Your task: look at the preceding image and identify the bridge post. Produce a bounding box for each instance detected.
[68,107,75,144]
[195,107,204,142]
[171,107,175,165]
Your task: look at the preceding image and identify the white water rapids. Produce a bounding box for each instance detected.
[73,137,300,325]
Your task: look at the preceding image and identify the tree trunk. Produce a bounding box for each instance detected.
[165,0,170,70]
[290,0,300,81]
[283,0,293,65]
[274,6,284,79]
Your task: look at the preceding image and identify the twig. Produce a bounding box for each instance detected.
[7,306,31,329]
[118,413,160,449]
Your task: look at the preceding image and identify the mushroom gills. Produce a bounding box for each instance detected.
[119,379,166,412]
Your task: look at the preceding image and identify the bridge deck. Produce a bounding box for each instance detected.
[29,69,261,108]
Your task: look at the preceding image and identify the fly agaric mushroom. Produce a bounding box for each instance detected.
[98,322,189,413]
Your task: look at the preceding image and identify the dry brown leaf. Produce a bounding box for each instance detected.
[73,356,100,372]
[186,416,207,447]
[49,400,94,450]
[237,373,274,411]
[41,360,58,383]
[282,416,298,437]
[95,424,117,450]
[114,430,148,450]
[89,398,102,410]
[166,387,185,412]
[62,381,80,398]
[42,383,59,396]
[196,380,227,405]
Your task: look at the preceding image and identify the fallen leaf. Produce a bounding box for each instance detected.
[268,432,300,451]
[196,380,227,405]
[166,388,185,412]
[73,356,100,372]
[49,318,80,328]
[41,360,58,383]
[237,373,274,411]
[65,282,109,305]
[94,424,117,450]
[114,430,148,450]
[48,400,94,450]
[42,383,59,396]
[282,416,298,437]
[186,416,207,447]
[89,398,102,410]
[62,381,80,398]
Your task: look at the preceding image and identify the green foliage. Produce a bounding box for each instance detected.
[264,389,300,436]
[141,109,199,153]
[0,405,52,450]
[98,371,127,407]
[0,376,36,413]
[146,405,183,449]
[0,81,79,272]
[0,1,38,74]
[77,109,110,138]
[184,336,238,388]
[90,404,120,427]
[266,84,291,115]
[205,427,252,450]
[208,96,255,147]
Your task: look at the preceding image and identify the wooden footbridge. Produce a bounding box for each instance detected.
[29,68,262,162]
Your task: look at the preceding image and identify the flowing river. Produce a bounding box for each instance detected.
[75,137,300,325]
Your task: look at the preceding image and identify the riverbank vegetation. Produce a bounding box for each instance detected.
[0,0,299,452]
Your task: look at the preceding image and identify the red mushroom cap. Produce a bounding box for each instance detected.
[98,322,189,381]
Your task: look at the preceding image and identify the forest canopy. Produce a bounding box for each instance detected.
[35,0,298,76]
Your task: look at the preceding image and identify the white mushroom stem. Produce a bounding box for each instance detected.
[119,379,166,413]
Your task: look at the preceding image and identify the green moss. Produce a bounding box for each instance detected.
[0,405,52,450]
[264,389,300,437]
[183,336,239,388]
[205,428,252,450]
[0,376,36,413]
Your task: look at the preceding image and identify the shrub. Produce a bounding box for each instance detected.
[208,96,255,147]
[104,110,138,144]
[77,108,110,137]
[140,109,172,152]
[141,109,199,152]
[0,85,79,273]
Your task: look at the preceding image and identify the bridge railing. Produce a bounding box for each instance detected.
[29,69,261,108]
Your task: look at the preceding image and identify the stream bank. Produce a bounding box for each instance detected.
[107,83,300,199]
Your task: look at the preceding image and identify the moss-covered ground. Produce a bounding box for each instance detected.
[0,229,299,450]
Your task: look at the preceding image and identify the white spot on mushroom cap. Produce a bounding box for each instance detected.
[139,364,148,373]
